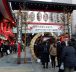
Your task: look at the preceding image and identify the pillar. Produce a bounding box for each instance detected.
[17,10,22,64]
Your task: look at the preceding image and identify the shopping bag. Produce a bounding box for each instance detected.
[60,63,64,70]
[7,50,10,54]
[37,59,41,63]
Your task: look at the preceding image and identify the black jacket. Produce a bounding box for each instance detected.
[61,46,76,67]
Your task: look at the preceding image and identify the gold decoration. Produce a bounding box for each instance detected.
[30,32,57,61]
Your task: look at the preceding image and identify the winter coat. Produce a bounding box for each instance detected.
[56,41,62,58]
[40,42,50,63]
[61,46,76,67]
[49,45,57,56]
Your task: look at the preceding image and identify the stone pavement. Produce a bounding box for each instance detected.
[0,47,59,72]
[0,53,59,72]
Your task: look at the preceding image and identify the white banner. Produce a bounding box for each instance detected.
[26,24,64,33]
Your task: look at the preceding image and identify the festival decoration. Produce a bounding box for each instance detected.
[29,12,35,21]
[37,12,42,21]
[43,12,48,21]
[49,12,53,22]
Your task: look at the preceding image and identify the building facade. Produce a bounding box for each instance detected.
[72,0,76,35]
[10,0,76,36]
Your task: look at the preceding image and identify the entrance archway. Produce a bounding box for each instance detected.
[30,32,57,60]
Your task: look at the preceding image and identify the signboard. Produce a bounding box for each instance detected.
[13,10,65,34]
[13,24,64,33]
[26,24,64,33]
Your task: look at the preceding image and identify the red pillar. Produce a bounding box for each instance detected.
[17,42,21,64]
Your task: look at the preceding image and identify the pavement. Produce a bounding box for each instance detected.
[0,47,59,72]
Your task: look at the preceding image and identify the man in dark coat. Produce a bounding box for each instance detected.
[70,38,76,71]
[41,41,50,68]
[56,39,61,67]
[61,41,76,72]
[58,41,66,72]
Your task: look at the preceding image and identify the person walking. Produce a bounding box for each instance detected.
[70,38,76,71]
[56,39,61,67]
[61,41,76,72]
[41,41,50,68]
[58,41,66,72]
[49,43,57,68]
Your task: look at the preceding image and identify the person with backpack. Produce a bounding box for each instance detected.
[49,43,57,68]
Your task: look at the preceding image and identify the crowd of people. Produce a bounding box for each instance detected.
[36,36,76,72]
[0,35,76,72]
[57,38,76,72]
[0,40,17,57]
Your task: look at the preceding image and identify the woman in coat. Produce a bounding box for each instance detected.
[49,43,57,68]
[61,41,76,72]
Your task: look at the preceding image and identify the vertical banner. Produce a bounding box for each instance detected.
[17,11,22,64]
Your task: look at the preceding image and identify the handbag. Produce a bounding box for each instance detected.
[60,63,64,70]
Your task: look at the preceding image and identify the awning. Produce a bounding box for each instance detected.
[0,0,15,26]
[8,0,76,12]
